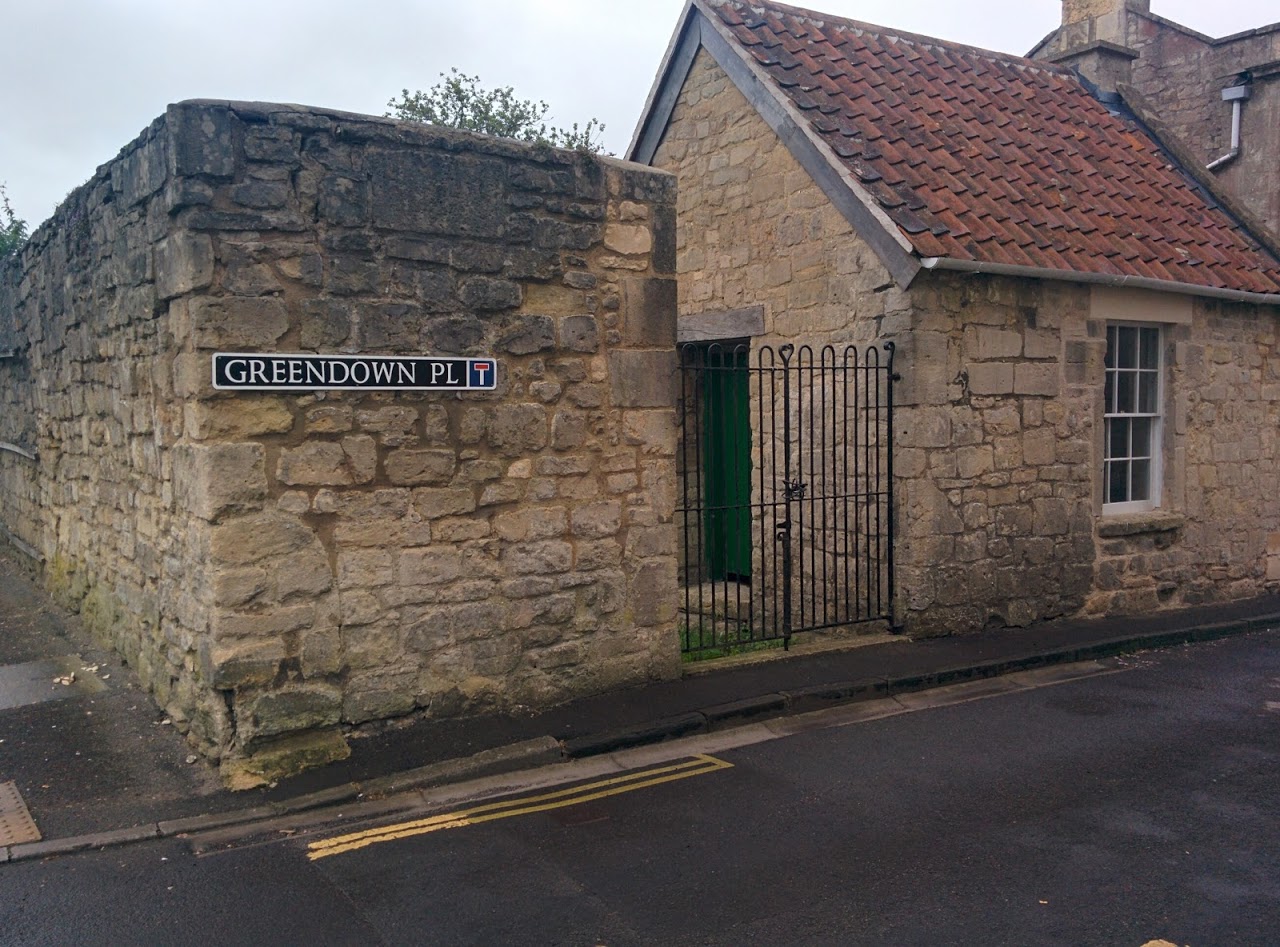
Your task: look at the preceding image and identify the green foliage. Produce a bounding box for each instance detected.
[386,68,607,153]
[0,183,28,257]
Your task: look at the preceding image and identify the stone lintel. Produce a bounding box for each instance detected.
[677,305,765,343]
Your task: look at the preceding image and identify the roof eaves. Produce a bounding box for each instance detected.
[690,0,923,288]
[919,256,1280,306]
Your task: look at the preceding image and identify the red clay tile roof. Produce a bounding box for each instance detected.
[704,0,1280,295]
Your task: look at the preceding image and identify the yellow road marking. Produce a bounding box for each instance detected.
[307,754,733,861]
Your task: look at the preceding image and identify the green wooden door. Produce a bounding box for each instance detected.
[703,348,752,581]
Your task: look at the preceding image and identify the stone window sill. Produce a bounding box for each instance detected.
[1097,511,1185,538]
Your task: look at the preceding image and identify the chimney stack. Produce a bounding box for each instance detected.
[1049,0,1148,92]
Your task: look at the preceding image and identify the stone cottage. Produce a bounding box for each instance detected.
[631,0,1280,636]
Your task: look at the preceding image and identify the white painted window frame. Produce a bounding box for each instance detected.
[1102,322,1163,515]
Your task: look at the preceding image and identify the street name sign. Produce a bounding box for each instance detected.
[212,354,498,391]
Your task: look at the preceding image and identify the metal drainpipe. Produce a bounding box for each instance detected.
[1207,84,1252,171]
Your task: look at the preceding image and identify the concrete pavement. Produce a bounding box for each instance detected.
[2,543,1278,862]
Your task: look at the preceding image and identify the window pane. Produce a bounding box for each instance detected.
[1105,369,1115,414]
[1138,370,1158,414]
[1131,459,1151,501]
[1139,327,1159,370]
[1117,326,1137,369]
[1131,417,1152,458]
[1116,371,1135,414]
[1105,325,1117,369]
[1108,460,1130,503]
[1108,417,1130,460]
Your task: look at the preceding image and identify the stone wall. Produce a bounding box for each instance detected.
[0,100,680,780]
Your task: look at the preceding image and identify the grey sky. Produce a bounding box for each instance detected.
[1,1,1274,230]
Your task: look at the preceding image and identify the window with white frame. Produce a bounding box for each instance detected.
[1103,324,1162,512]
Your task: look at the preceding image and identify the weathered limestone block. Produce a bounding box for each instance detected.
[405,601,509,647]
[337,549,396,591]
[155,233,214,300]
[1014,363,1059,397]
[331,489,431,546]
[412,487,477,519]
[185,398,296,440]
[306,405,353,433]
[175,442,267,521]
[610,351,677,408]
[956,445,994,479]
[571,501,622,538]
[399,547,464,586]
[190,297,290,349]
[210,511,315,566]
[211,605,316,641]
[968,362,1014,395]
[168,103,236,178]
[213,567,271,609]
[276,546,334,598]
[368,150,508,238]
[492,507,568,542]
[622,410,676,455]
[627,558,678,626]
[560,315,599,353]
[112,137,168,206]
[967,326,1022,359]
[318,175,368,226]
[385,449,456,486]
[241,684,343,745]
[277,437,377,486]
[343,669,418,724]
[498,316,556,355]
[1023,428,1058,466]
[489,404,548,454]
[604,222,653,256]
[300,300,352,349]
[505,541,573,576]
[460,277,522,311]
[551,411,589,450]
[202,637,287,689]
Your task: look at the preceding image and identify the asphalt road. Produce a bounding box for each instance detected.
[3,631,1278,946]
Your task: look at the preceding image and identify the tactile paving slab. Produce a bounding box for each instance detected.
[0,780,41,846]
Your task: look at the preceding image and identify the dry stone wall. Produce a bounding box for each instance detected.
[0,100,680,777]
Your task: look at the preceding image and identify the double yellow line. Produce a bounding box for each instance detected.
[307,754,733,861]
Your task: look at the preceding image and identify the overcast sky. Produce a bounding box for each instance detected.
[1,1,1274,229]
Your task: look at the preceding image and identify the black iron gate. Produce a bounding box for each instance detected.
[677,340,896,655]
